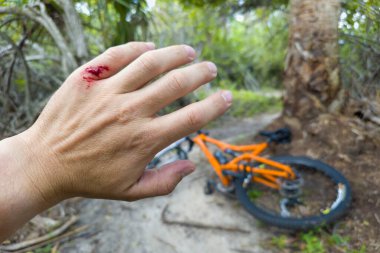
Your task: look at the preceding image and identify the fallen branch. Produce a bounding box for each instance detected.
[12,225,93,253]
[51,242,60,253]
[230,248,255,253]
[0,216,78,251]
[367,115,380,126]
[161,205,250,234]
[154,236,177,252]
[375,213,380,225]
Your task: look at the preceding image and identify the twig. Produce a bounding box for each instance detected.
[161,205,250,234]
[154,236,177,252]
[0,4,78,74]
[230,248,255,253]
[11,225,93,253]
[4,50,17,94]
[375,213,380,225]
[0,31,32,120]
[0,216,78,251]
[51,242,60,253]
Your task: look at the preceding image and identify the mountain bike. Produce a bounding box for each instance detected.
[147,128,351,230]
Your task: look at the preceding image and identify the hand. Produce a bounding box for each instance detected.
[8,42,232,206]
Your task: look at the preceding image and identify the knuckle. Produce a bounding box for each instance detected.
[126,133,146,154]
[117,105,136,124]
[164,181,176,195]
[104,46,121,60]
[168,71,186,92]
[116,97,145,124]
[177,45,189,56]
[186,109,202,128]
[138,52,159,72]
[129,128,156,154]
[126,41,145,53]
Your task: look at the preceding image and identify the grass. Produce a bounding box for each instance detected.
[268,228,367,253]
[195,88,282,118]
[271,235,288,250]
[158,87,282,130]
[247,189,263,200]
[33,243,54,253]
[301,231,326,253]
[227,89,282,118]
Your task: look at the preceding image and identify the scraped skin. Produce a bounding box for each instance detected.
[0,42,232,241]
[82,65,110,88]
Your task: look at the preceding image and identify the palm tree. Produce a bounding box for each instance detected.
[283,0,341,121]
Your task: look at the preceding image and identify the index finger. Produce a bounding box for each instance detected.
[72,42,155,82]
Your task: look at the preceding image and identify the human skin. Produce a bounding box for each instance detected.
[0,42,232,241]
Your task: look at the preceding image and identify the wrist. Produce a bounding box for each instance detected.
[14,129,67,205]
[0,132,64,239]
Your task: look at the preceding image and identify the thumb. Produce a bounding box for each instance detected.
[124,160,195,201]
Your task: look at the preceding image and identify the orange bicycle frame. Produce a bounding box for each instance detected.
[192,133,296,189]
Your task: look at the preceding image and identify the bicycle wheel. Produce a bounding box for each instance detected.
[234,156,351,230]
[147,148,188,169]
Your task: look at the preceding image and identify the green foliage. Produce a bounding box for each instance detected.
[301,231,325,253]
[150,1,288,90]
[350,245,367,253]
[76,0,149,51]
[179,0,289,11]
[33,243,54,253]
[268,229,367,253]
[179,0,226,8]
[227,89,282,117]
[196,87,282,118]
[339,0,380,98]
[247,189,263,200]
[328,233,350,246]
[271,235,288,250]
[161,86,281,120]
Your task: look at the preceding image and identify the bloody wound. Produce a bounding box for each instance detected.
[82,65,110,88]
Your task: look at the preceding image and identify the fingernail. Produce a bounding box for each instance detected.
[145,42,155,50]
[184,45,196,60]
[182,166,195,177]
[207,62,217,75]
[221,90,233,105]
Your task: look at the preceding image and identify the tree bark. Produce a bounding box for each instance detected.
[283,0,341,120]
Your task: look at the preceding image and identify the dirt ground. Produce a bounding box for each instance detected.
[264,113,380,252]
[2,112,380,252]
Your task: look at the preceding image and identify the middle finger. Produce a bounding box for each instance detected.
[133,61,217,116]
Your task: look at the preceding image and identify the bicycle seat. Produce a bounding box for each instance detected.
[259,128,292,144]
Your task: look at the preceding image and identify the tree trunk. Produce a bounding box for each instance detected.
[58,0,89,64]
[283,0,341,121]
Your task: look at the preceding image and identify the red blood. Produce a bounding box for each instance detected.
[84,65,110,77]
[81,65,110,89]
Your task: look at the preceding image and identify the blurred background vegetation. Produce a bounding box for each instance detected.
[0,0,379,136]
